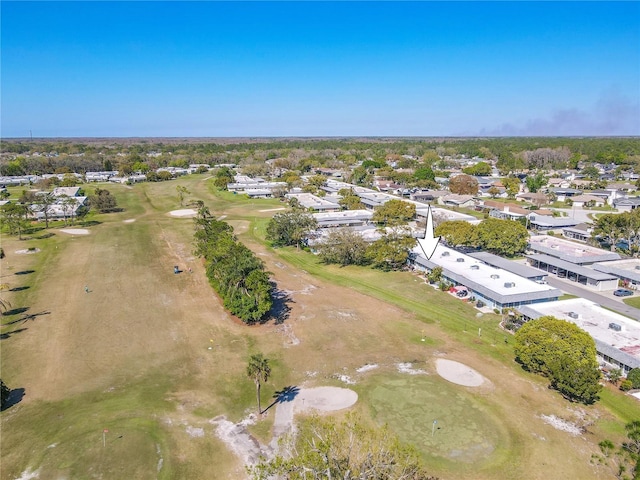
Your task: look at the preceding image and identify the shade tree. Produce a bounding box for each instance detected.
[266,211,318,249]
[448,174,479,195]
[316,228,369,266]
[372,199,416,226]
[514,315,601,404]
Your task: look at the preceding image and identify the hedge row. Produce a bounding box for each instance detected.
[194,214,272,323]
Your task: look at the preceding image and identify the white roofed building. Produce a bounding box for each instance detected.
[517,298,640,375]
[412,245,561,311]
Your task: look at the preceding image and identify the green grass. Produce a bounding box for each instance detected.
[599,387,640,425]
[361,374,511,477]
[1,370,176,480]
[623,296,640,309]
[559,294,578,301]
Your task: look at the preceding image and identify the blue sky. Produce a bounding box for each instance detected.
[2,1,639,137]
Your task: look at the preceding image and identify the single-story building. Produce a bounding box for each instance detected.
[312,210,373,228]
[467,251,548,282]
[412,245,561,311]
[562,223,591,243]
[286,193,341,212]
[614,197,640,212]
[517,298,640,375]
[592,259,640,289]
[528,235,621,265]
[569,194,606,208]
[528,216,581,231]
[438,194,476,209]
[526,253,619,291]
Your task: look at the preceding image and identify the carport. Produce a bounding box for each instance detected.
[526,253,619,291]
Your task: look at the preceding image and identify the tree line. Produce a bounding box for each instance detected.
[593,209,640,255]
[3,137,639,177]
[435,218,529,257]
[193,204,272,323]
[265,201,418,271]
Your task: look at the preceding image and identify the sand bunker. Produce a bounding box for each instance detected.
[295,386,358,412]
[259,207,286,212]
[168,209,197,218]
[436,359,486,387]
[123,218,136,223]
[15,248,41,254]
[59,229,89,235]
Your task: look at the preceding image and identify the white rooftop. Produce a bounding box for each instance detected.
[417,207,482,225]
[286,193,340,209]
[417,244,558,297]
[529,235,620,262]
[519,298,640,360]
[312,210,373,221]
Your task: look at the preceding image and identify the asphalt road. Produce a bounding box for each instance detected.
[545,276,640,321]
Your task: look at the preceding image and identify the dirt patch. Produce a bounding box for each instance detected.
[211,414,267,467]
[436,359,486,387]
[397,362,427,375]
[356,364,379,373]
[539,415,582,436]
[214,387,357,469]
[58,228,89,235]
[168,209,197,217]
[14,468,40,480]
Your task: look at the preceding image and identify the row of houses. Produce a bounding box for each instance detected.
[0,164,213,188]
[0,186,89,221]
[410,241,640,375]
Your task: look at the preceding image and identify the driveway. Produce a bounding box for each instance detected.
[551,206,619,224]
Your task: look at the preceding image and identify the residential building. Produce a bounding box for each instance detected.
[286,193,341,212]
[312,210,373,228]
[412,245,561,311]
[592,259,640,289]
[517,298,640,375]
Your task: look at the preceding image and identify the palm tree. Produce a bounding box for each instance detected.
[247,353,271,414]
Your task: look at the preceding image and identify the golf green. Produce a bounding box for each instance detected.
[365,375,508,467]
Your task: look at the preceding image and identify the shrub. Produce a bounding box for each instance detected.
[620,379,633,392]
[0,379,10,409]
[627,368,640,389]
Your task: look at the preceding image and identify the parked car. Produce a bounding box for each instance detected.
[613,288,634,297]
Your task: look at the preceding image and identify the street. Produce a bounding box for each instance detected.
[545,276,640,321]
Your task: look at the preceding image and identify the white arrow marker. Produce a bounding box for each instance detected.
[417,205,440,260]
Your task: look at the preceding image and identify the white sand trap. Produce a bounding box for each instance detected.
[168,209,197,218]
[59,228,89,235]
[15,248,40,254]
[259,207,286,212]
[295,387,358,413]
[436,359,486,387]
[123,218,136,223]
